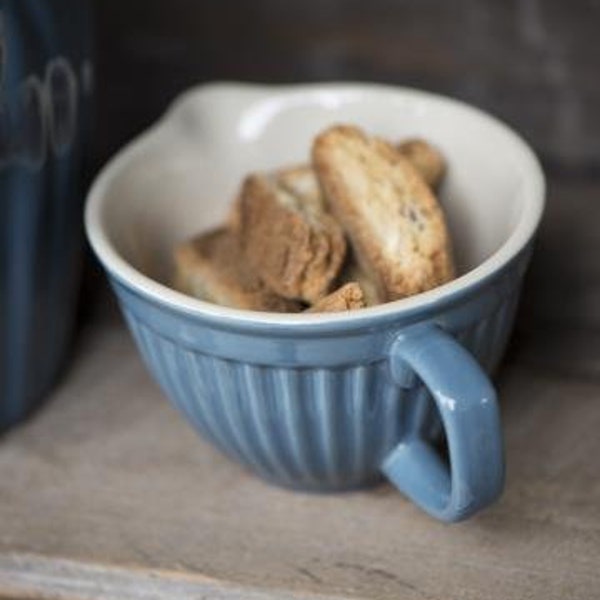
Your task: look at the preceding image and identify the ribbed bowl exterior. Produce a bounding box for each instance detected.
[112,250,529,490]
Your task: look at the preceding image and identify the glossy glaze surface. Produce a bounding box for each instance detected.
[114,251,523,521]
[86,83,545,521]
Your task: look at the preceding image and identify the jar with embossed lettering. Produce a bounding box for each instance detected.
[0,0,92,430]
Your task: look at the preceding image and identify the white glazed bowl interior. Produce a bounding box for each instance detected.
[86,83,544,324]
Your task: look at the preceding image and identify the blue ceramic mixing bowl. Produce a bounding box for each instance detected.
[85,83,545,522]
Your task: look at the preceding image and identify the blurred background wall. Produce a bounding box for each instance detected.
[91,0,600,376]
[93,0,599,172]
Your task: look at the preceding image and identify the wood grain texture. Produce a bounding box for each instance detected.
[0,555,346,600]
[0,297,598,599]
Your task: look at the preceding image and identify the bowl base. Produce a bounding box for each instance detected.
[256,472,385,494]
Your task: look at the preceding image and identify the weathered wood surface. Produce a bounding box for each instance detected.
[0,282,598,599]
[0,555,346,600]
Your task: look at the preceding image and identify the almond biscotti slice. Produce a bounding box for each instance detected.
[238,169,347,302]
[398,138,446,190]
[307,282,366,313]
[227,165,323,233]
[173,228,301,312]
[313,125,455,301]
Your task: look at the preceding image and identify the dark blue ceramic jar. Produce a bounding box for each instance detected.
[0,0,92,430]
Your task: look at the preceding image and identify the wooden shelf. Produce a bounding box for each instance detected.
[1,303,599,599]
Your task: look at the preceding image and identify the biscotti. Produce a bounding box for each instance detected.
[398,138,446,190]
[307,282,366,313]
[238,170,346,302]
[173,228,302,312]
[313,125,454,301]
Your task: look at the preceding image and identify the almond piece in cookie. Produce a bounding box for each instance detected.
[307,282,366,313]
[398,138,446,190]
[313,125,454,301]
[339,257,383,307]
[238,169,347,302]
[173,228,302,312]
[276,165,324,209]
[228,165,323,232]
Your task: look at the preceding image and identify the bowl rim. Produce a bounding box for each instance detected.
[85,81,546,329]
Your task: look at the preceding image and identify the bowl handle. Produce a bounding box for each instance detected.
[381,323,504,522]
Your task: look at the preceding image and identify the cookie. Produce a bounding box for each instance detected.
[313,125,454,300]
[174,228,302,312]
